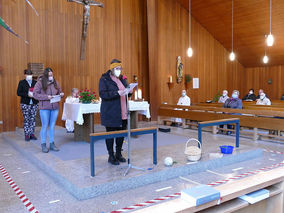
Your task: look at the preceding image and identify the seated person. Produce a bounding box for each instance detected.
[218,90,229,103]
[256,93,271,105]
[242,88,256,101]
[221,90,242,135]
[65,88,79,133]
[177,90,191,106]
[172,90,190,126]
[256,89,269,99]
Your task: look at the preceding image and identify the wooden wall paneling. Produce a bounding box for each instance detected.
[146,0,159,120]
[243,65,284,100]
[179,0,284,67]
[0,0,149,132]
[149,0,244,109]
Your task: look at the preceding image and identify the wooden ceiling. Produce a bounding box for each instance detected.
[178,0,284,67]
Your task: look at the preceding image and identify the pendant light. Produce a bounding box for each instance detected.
[263,55,269,64]
[187,0,193,57]
[266,0,274,46]
[229,0,235,61]
[263,38,269,64]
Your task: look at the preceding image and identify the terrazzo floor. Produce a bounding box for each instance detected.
[0,123,283,213]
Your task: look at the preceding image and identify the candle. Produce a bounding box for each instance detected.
[169,75,173,83]
[138,89,142,99]
[134,91,138,100]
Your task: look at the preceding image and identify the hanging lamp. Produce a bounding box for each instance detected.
[187,0,193,57]
[229,0,235,61]
[266,0,274,46]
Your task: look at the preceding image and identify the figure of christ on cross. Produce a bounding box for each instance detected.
[67,0,104,60]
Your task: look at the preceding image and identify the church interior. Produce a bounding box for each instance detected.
[0,0,283,212]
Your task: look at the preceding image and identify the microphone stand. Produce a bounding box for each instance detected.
[124,89,145,176]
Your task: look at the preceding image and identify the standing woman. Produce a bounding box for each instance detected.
[33,68,64,153]
[99,59,132,165]
[17,69,39,141]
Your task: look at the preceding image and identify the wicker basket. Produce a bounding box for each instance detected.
[184,138,202,161]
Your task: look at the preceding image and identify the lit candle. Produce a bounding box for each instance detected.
[134,91,138,100]
[169,75,173,83]
[138,89,142,99]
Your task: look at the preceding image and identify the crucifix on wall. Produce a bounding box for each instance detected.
[67,0,104,60]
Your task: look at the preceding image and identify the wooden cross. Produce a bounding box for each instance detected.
[67,0,104,60]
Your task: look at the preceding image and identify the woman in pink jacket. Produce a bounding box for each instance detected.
[34,68,64,153]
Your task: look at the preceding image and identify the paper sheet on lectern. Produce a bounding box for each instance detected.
[50,95,61,103]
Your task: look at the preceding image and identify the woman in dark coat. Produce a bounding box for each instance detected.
[17,69,39,141]
[99,59,132,165]
[242,89,257,101]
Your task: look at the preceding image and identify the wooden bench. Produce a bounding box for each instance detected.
[158,104,284,141]
[196,100,284,107]
[89,127,158,177]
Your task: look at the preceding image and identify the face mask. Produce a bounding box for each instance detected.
[48,76,54,82]
[260,95,265,100]
[114,69,121,77]
[182,92,186,97]
[232,94,238,99]
[223,93,227,97]
[249,91,253,95]
[26,75,32,81]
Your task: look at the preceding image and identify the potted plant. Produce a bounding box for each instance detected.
[185,74,192,84]
[212,91,221,103]
[184,74,192,89]
[79,89,96,104]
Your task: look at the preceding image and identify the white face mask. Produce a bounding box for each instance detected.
[260,95,265,100]
[48,76,54,82]
[114,69,121,77]
[182,92,186,97]
[26,75,32,81]
[232,94,238,99]
[223,93,227,97]
[249,91,253,95]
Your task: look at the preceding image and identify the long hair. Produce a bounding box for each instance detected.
[42,67,58,91]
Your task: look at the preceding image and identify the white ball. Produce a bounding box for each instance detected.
[164,157,173,167]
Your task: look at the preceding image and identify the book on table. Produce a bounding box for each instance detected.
[181,184,220,206]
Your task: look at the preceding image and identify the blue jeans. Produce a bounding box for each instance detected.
[40,109,59,144]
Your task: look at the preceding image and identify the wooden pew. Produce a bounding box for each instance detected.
[195,100,284,109]
[158,104,284,141]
